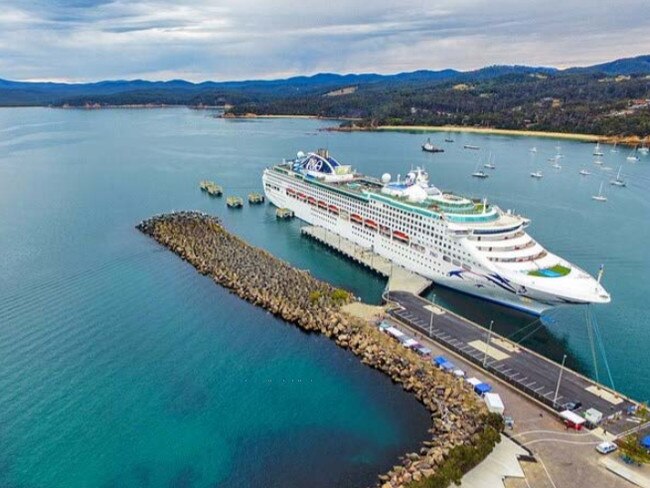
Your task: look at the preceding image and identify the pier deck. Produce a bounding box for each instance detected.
[301,226,432,295]
[387,290,639,436]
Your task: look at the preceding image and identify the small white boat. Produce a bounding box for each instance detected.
[530,147,537,153]
[422,138,444,153]
[552,162,562,169]
[483,153,496,169]
[464,144,480,150]
[530,171,543,179]
[471,160,489,178]
[593,158,604,165]
[639,144,649,155]
[610,142,618,153]
[627,148,639,161]
[610,166,626,187]
[593,142,604,157]
[579,169,592,176]
[592,182,607,202]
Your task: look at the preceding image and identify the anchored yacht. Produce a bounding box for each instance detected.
[262,149,611,315]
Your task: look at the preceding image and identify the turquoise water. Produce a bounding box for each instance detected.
[0,109,427,488]
[0,108,648,487]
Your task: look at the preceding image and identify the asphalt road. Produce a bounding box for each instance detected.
[387,291,636,435]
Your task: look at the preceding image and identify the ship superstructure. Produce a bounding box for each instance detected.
[262,149,610,315]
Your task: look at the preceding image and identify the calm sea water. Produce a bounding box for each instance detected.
[0,108,648,486]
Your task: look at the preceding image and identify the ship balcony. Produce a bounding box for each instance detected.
[474,235,536,252]
[485,245,547,263]
[468,229,525,242]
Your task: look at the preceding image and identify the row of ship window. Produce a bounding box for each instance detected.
[281,181,483,271]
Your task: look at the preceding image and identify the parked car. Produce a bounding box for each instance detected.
[596,441,617,455]
[562,401,583,411]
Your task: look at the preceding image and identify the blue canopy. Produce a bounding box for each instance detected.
[434,355,448,366]
[440,361,455,371]
[641,436,650,449]
[474,383,492,395]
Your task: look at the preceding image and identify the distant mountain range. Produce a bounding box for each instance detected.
[0,54,648,107]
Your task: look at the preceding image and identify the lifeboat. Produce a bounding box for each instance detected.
[364,218,378,230]
[286,188,296,196]
[393,230,409,242]
[307,196,317,206]
[328,204,339,214]
[379,225,391,236]
[350,213,363,224]
[317,200,327,209]
[297,192,307,200]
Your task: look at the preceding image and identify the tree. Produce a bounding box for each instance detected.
[618,403,650,465]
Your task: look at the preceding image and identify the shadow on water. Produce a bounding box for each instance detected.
[217,426,410,488]
[424,287,591,375]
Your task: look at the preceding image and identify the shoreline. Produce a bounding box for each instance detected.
[375,125,602,142]
[136,211,502,488]
[221,113,361,121]
[328,123,649,144]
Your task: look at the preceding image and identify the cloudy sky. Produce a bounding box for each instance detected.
[1,0,648,82]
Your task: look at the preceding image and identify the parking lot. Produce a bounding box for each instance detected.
[387,290,638,436]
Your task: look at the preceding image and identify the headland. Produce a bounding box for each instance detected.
[136,211,503,488]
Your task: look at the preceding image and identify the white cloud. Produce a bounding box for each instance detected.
[0,0,648,81]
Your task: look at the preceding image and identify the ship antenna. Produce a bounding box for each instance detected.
[597,264,604,284]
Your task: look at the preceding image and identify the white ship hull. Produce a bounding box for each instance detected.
[263,150,609,316]
[265,175,560,315]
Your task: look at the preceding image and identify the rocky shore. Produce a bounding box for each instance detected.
[136,211,501,488]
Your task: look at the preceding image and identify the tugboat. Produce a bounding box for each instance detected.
[422,138,444,153]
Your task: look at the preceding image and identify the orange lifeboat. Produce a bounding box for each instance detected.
[328,204,339,214]
[297,192,307,200]
[307,196,317,205]
[317,200,327,209]
[364,218,378,230]
[393,230,409,242]
[350,213,363,224]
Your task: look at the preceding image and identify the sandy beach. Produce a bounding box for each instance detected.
[376,125,603,142]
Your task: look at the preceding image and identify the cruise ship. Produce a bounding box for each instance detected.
[262,149,611,315]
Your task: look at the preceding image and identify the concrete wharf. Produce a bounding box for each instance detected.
[301,224,644,437]
[301,225,432,295]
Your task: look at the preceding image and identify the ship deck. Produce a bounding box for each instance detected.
[274,163,503,222]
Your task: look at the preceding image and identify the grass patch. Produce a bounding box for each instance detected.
[528,264,571,277]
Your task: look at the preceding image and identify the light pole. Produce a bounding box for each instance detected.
[553,354,567,408]
[429,294,436,336]
[483,320,494,367]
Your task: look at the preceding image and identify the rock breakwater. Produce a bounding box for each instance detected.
[136,211,501,488]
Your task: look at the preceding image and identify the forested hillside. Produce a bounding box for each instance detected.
[228,72,650,136]
[1,55,649,135]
